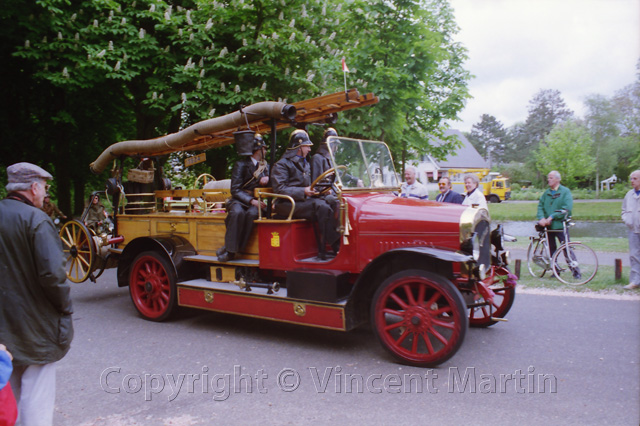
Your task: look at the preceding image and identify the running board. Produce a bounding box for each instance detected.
[177,279,347,331]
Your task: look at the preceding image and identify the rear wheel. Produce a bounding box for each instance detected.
[488,194,501,203]
[552,242,598,285]
[371,270,467,367]
[527,239,549,278]
[129,251,177,321]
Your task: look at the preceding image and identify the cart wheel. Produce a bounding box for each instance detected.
[195,173,215,188]
[469,269,516,327]
[59,220,96,283]
[371,270,467,367]
[129,251,177,321]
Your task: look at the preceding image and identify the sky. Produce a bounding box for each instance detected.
[447,0,640,133]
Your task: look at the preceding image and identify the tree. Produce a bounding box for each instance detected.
[535,120,595,188]
[511,89,573,162]
[584,94,621,193]
[1,0,471,208]
[338,0,471,168]
[467,114,507,167]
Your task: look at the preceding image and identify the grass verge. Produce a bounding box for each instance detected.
[489,201,623,221]
[513,264,636,293]
[505,237,628,252]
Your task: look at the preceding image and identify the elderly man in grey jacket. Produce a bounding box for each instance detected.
[622,169,640,290]
[0,162,73,426]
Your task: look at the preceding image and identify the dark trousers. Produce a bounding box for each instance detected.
[275,198,339,250]
[225,201,259,253]
[547,229,568,258]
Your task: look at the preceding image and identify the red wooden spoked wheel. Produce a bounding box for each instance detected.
[468,267,516,328]
[371,270,467,367]
[129,251,177,321]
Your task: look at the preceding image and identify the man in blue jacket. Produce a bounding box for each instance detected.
[0,162,73,426]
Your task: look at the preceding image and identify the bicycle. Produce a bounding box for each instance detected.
[526,210,598,285]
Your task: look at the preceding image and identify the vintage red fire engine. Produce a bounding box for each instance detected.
[61,89,517,367]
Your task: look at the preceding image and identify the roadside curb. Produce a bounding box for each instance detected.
[518,285,640,300]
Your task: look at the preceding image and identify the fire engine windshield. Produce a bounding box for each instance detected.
[327,137,399,190]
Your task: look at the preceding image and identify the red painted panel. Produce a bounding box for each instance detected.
[178,287,346,331]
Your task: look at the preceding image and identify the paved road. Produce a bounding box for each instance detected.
[54,269,639,425]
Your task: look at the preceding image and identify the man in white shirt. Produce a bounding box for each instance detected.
[400,166,428,200]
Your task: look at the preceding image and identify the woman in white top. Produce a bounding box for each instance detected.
[461,173,488,210]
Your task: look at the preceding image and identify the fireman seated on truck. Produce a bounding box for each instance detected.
[271,129,340,260]
[216,134,270,262]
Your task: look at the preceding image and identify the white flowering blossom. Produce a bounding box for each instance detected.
[221,82,226,91]
[197,81,202,90]
[205,18,213,30]
[234,85,240,93]
[209,108,216,117]
[152,92,158,100]
[186,10,193,25]
[289,18,295,28]
[272,32,279,40]
[139,28,145,39]
[24,40,30,48]
[198,57,204,67]
[62,67,69,78]
[96,49,106,58]
[75,33,80,41]
[289,33,295,41]
[261,82,267,90]
[181,93,187,103]
[285,67,290,76]
[93,19,99,27]
[108,40,113,51]
[329,32,336,40]
[305,36,310,43]
[114,61,121,71]
[149,4,155,12]
[121,17,126,25]
[200,69,205,78]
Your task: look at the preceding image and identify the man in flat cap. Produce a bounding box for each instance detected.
[271,130,340,260]
[0,162,73,426]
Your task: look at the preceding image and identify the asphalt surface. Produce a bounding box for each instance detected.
[52,268,640,425]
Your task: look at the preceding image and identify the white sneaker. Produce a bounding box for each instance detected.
[623,283,640,290]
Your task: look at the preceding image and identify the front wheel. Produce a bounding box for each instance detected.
[469,267,516,327]
[552,242,598,285]
[129,251,177,321]
[371,270,467,367]
[527,239,549,278]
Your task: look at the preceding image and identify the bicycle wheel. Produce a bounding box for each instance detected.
[527,239,550,278]
[552,242,598,285]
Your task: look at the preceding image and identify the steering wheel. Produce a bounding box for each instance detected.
[310,165,347,195]
[195,173,215,188]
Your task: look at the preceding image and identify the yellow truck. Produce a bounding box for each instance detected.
[447,168,511,203]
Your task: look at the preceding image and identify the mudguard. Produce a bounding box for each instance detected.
[116,235,198,287]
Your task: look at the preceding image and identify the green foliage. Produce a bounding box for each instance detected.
[535,120,595,188]
[2,0,471,212]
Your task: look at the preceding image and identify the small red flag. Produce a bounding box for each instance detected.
[341,58,349,73]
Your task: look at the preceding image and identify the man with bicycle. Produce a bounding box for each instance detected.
[536,170,579,278]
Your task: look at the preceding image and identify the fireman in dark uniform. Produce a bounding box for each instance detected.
[271,129,340,260]
[311,127,338,183]
[217,134,270,262]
